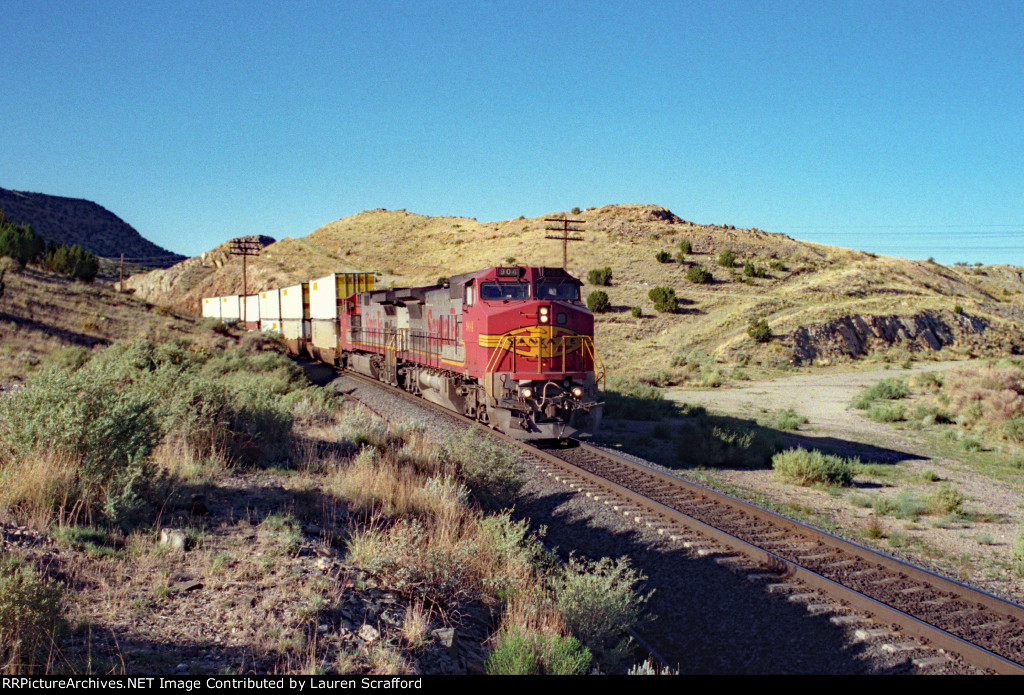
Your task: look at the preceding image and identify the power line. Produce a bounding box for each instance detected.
[778,223,1022,229]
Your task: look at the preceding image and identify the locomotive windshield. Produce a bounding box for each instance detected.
[480,282,530,300]
[535,282,579,301]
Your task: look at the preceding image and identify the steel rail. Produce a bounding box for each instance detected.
[518,440,1024,675]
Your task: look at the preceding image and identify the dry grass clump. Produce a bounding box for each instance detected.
[944,361,1024,428]
[1012,528,1024,578]
[0,556,63,674]
[401,599,432,647]
[328,446,467,522]
[0,450,81,528]
[328,409,650,673]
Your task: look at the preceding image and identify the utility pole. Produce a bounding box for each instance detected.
[229,238,263,320]
[118,253,124,292]
[544,217,585,269]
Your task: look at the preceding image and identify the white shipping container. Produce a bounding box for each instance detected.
[280,284,305,321]
[259,290,281,333]
[282,320,302,340]
[201,297,221,319]
[221,296,241,321]
[309,274,339,320]
[311,320,338,350]
[244,295,260,324]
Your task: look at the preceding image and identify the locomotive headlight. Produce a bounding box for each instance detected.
[521,387,534,399]
[572,387,584,398]
[539,307,549,324]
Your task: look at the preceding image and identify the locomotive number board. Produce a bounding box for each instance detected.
[496,267,522,277]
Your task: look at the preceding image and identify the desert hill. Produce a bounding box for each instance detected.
[0,187,186,268]
[125,204,1024,377]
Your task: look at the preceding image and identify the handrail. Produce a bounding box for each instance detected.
[483,333,605,390]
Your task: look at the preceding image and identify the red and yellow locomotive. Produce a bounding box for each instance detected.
[205,266,604,440]
[338,266,603,440]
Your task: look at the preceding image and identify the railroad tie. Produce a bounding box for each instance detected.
[853,628,895,642]
[911,656,951,671]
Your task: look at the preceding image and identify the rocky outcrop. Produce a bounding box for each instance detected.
[788,311,1021,364]
[125,236,281,314]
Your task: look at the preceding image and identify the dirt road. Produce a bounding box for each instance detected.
[666,361,965,459]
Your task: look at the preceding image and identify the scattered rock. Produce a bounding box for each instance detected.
[159,529,191,551]
[431,627,458,657]
[357,624,380,643]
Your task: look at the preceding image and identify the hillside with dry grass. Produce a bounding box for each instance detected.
[125,204,1024,378]
[0,259,208,387]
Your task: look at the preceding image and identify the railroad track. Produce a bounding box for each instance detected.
[333,370,1024,674]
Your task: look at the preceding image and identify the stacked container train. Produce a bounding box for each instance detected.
[203,266,604,440]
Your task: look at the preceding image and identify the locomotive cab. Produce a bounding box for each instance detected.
[459,266,604,439]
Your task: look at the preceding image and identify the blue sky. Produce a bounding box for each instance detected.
[2,0,1022,263]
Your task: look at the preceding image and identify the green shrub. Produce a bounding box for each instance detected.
[602,376,672,421]
[866,402,906,422]
[908,403,953,425]
[439,430,524,510]
[678,239,692,255]
[954,304,964,315]
[772,408,808,431]
[40,243,99,282]
[349,519,476,602]
[1004,416,1024,443]
[654,251,672,263]
[486,628,591,675]
[0,557,63,674]
[651,421,673,439]
[960,435,983,452]
[853,378,909,408]
[42,345,93,372]
[477,512,553,585]
[717,249,736,267]
[587,267,612,286]
[630,306,642,319]
[686,264,712,284]
[873,492,932,520]
[743,261,767,278]
[0,219,46,268]
[0,366,161,527]
[550,555,650,672]
[770,259,787,271]
[772,448,856,487]
[747,318,771,343]
[586,290,611,313]
[675,417,779,468]
[648,287,678,313]
[930,484,964,515]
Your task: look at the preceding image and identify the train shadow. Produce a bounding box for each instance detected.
[513,484,912,673]
[597,394,923,471]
